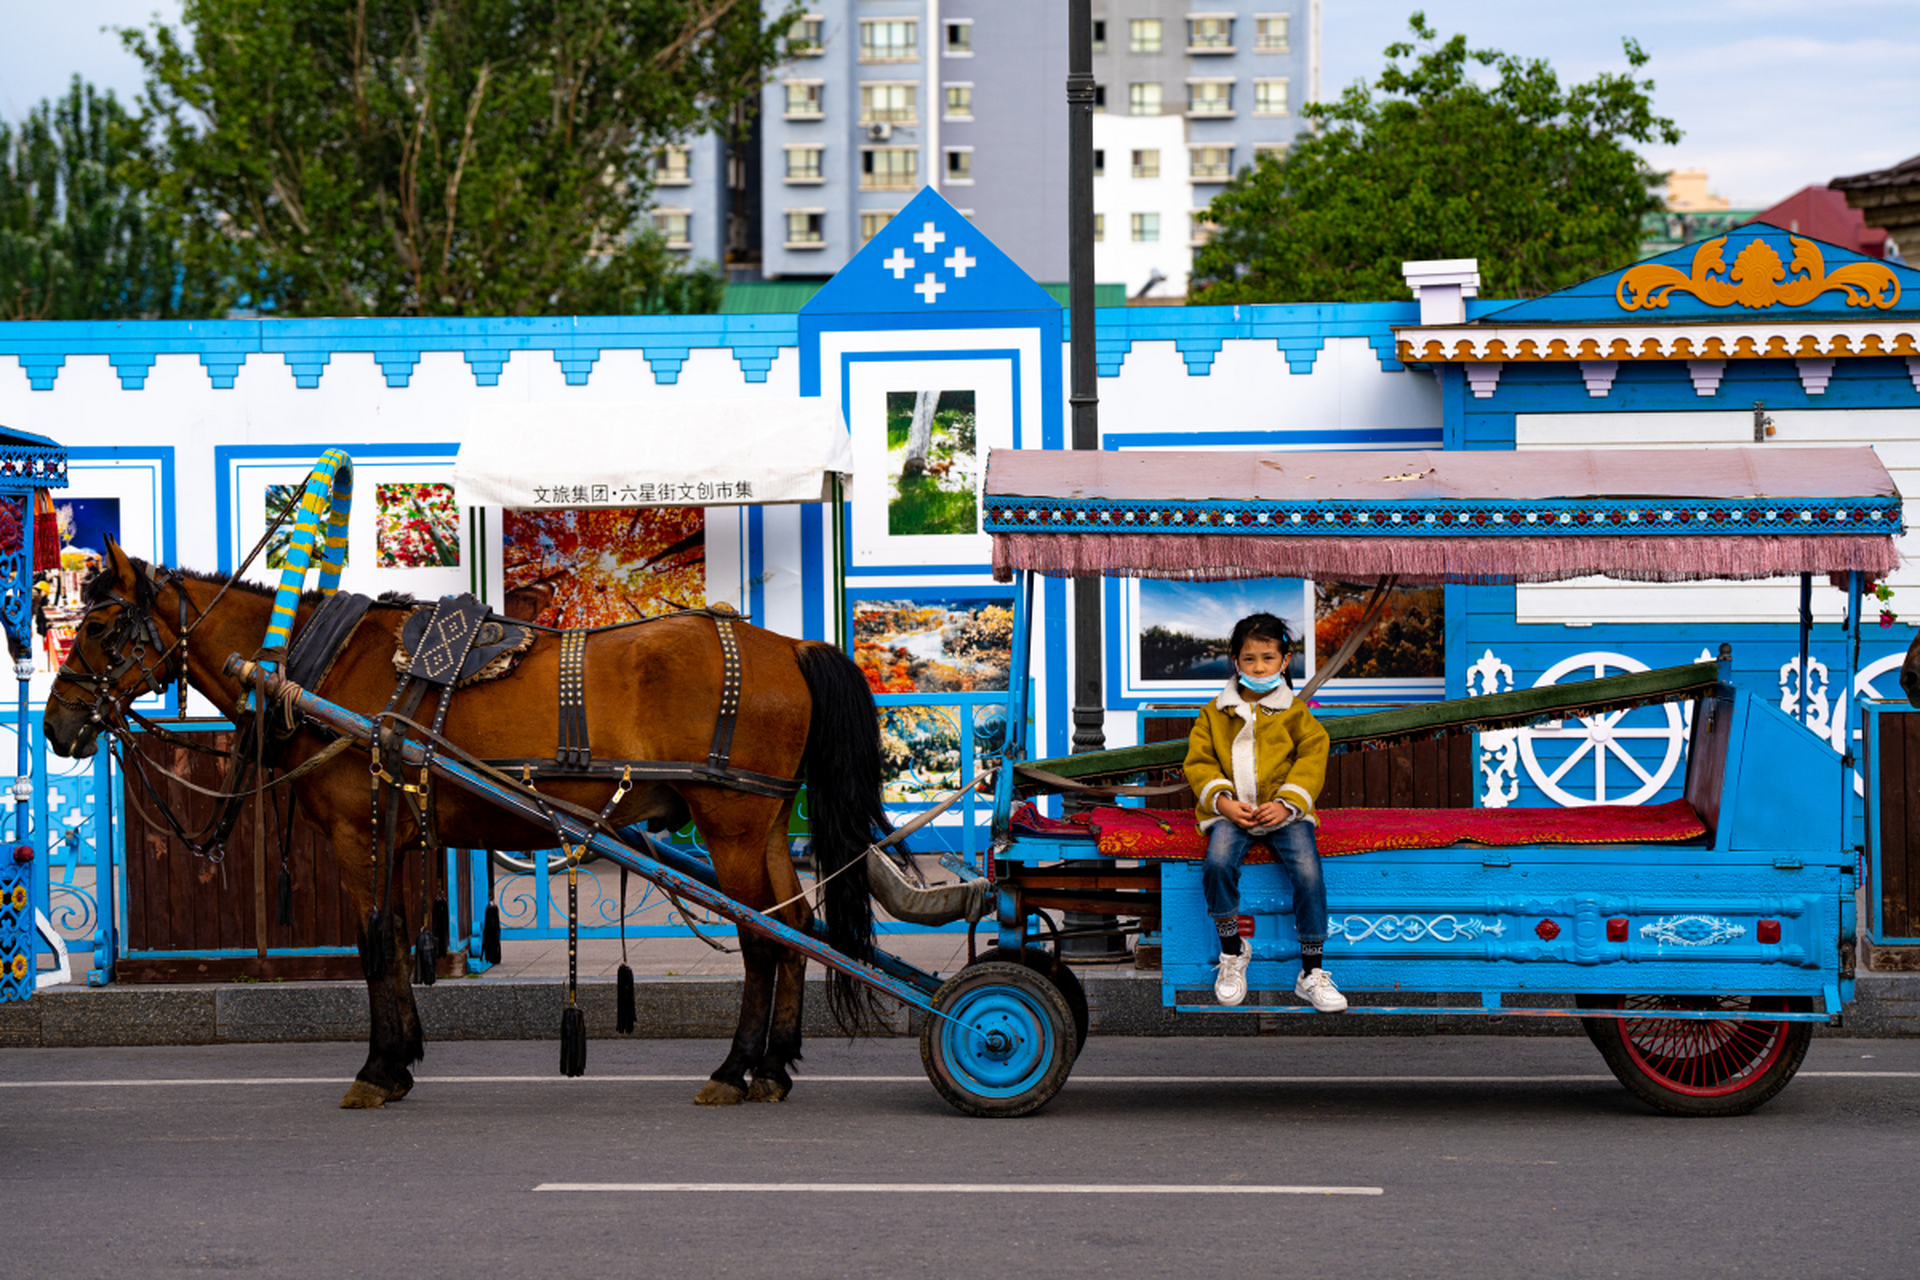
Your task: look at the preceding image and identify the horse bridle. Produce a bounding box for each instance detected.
[48,560,192,733]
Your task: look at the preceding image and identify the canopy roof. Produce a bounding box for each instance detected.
[455,399,852,509]
[983,446,1904,584]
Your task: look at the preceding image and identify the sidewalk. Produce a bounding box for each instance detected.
[4,933,1919,1048]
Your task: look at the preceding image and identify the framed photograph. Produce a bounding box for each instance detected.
[1313,582,1444,681]
[1116,577,1312,702]
[502,506,705,627]
[852,594,1013,693]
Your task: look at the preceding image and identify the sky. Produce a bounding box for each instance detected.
[2,2,1917,208]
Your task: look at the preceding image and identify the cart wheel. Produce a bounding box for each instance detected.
[921,961,1077,1118]
[1576,994,1812,1117]
[982,947,1090,1062]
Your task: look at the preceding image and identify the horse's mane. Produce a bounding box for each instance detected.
[92,561,365,611]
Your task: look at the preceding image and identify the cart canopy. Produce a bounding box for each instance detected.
[984,446,1904,584]
[455,399,852,508]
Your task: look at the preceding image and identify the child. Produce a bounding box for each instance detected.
[1182,613,1347,1012]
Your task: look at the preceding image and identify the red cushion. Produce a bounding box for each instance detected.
[1088,798,1707,860]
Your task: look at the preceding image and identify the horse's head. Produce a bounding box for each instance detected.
[43,538,184,759]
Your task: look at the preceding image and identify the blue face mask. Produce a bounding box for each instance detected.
[1238,669,1286,694]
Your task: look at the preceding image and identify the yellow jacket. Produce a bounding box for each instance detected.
[1182,679,1330,831]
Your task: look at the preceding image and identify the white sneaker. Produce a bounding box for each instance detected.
[1214,946,1251,1006]
[1294,967,1348,1013]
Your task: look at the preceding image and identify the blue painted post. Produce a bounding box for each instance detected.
[1798,573,1814,730]
[88,747,116,984]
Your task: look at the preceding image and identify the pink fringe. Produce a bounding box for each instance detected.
[990,533,1901,585]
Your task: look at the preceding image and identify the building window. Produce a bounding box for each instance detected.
[1188,16,1234,52]
[1129,19,1162,53]
[1253,142,1289,166]
[784,81,823,118]
[1129,83,1161,116]
[1191,211,1218,246]
[1188,79,1234,116]
[1190,146,1233,181]
[1131,149,1160,179]
[785,210,824,246]
[1092,83,1106,111]
[654,210,691,248]
[1093,213,1105,242]
[860,19,918,63]
[1255,15,1290,52]
[1092,148,1105,177]
[790,16,824,55]
[785,146,824,182]
[1092,20,1107,51]
[860,83,918,124]
[945,148,973,184]
[944,20,972,55]
[861,147,919,190]
[653,146,690,185]
[945,83,973,119]
[860,210,895,244]
[1254,79,1289,116]
[1131,212,1159,242]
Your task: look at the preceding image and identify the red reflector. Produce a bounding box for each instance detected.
[1606,917,1628,942]
[10,845,30,864]
[1757,919,1781,944]
[1237,915,1255,939]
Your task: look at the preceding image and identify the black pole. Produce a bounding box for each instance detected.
[1067,0,1104,757]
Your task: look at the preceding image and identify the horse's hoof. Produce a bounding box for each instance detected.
[339,1079,389,1109]
[746,1076,791,1103]
[694,1079,747,1106]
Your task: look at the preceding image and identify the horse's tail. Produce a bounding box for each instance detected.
[794,639,893,1033]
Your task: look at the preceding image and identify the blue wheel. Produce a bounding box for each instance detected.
[921,960,1077,1117]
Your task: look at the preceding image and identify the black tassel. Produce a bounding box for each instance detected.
[276,863,292,928]
[616,964,636,1033]
[559,1005,587,1077]
[359,909,387,981]
[431,896,450,955]
[413,925,438,986]
[481,904,502,965]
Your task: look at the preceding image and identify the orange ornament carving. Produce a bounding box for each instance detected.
[1616,235,1899,311]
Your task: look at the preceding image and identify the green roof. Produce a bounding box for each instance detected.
[719,280,1129,314]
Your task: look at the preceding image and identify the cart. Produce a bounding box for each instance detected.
[228,442,1901,1117]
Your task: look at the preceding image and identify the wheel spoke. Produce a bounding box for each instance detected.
[1545,739,1595,785]
[1604,741,1657,786]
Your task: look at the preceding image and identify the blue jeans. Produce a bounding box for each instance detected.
[1203,819,1328,944]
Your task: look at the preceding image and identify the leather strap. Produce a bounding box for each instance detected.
[556,630,590,770]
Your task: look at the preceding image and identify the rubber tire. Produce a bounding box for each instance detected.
[921,960,1078,1118]
[1577,993,1813,1117]
[981,947,1091,1063]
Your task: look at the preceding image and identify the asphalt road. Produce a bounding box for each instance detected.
[4,1034,1916,1279]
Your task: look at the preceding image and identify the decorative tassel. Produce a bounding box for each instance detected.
[359,909,388,981]
[616,965,636,1034]
[431,896,450,956]
[413,924,438,986]
[481,903,502,965]
[559,1005,587,1077]
[276,863,292,928]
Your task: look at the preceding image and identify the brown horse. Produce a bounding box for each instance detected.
[41,539,889,1109]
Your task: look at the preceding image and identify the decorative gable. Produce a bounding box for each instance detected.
[801,186,1061,316]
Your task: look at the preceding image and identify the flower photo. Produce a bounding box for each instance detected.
[375,482,460,569]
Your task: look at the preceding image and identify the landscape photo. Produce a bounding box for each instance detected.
[1314,582,1444,679]
[853,597,1013,693]
[885,389,978,537]
[502,506,705,627]
[1136,578,1308,684]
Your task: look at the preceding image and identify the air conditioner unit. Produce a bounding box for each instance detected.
[867,122,892,141]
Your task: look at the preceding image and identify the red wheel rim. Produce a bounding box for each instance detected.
[1616,995,1791,1098]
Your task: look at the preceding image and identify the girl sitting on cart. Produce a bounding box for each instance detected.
[1182,612,1348,1013]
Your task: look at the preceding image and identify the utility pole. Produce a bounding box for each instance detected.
[1067,0,1104,757]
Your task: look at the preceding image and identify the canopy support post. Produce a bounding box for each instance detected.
[1066,0,1103,759]
[1799,573,1814,730]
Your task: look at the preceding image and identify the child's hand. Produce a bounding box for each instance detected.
[1252,801,1292,828]
[1217,797,1257,827]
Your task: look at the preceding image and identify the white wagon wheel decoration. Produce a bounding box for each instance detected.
[1518,653,1687,807]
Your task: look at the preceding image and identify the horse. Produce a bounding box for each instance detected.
[1904,629,1920,708]
[41,538,890,1109]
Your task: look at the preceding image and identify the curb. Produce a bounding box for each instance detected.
[4,972,1917,1048]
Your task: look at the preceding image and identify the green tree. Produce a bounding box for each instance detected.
[122,0,793,317]
[0,78,180,320]
[1191,13,1682,304]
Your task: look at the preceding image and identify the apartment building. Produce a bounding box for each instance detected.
[653,2,1319,292]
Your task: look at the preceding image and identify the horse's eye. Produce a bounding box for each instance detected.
[83,620,108,639]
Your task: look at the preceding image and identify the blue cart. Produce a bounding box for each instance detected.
[232,442,1902,1118]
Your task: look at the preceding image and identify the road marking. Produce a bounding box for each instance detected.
[535,1182,1384,1196]
[3,1071,1915,1089]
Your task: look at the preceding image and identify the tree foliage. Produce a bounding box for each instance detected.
[1191,13,1682,304]
[122,0,792,317]
[0,78,179,320]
